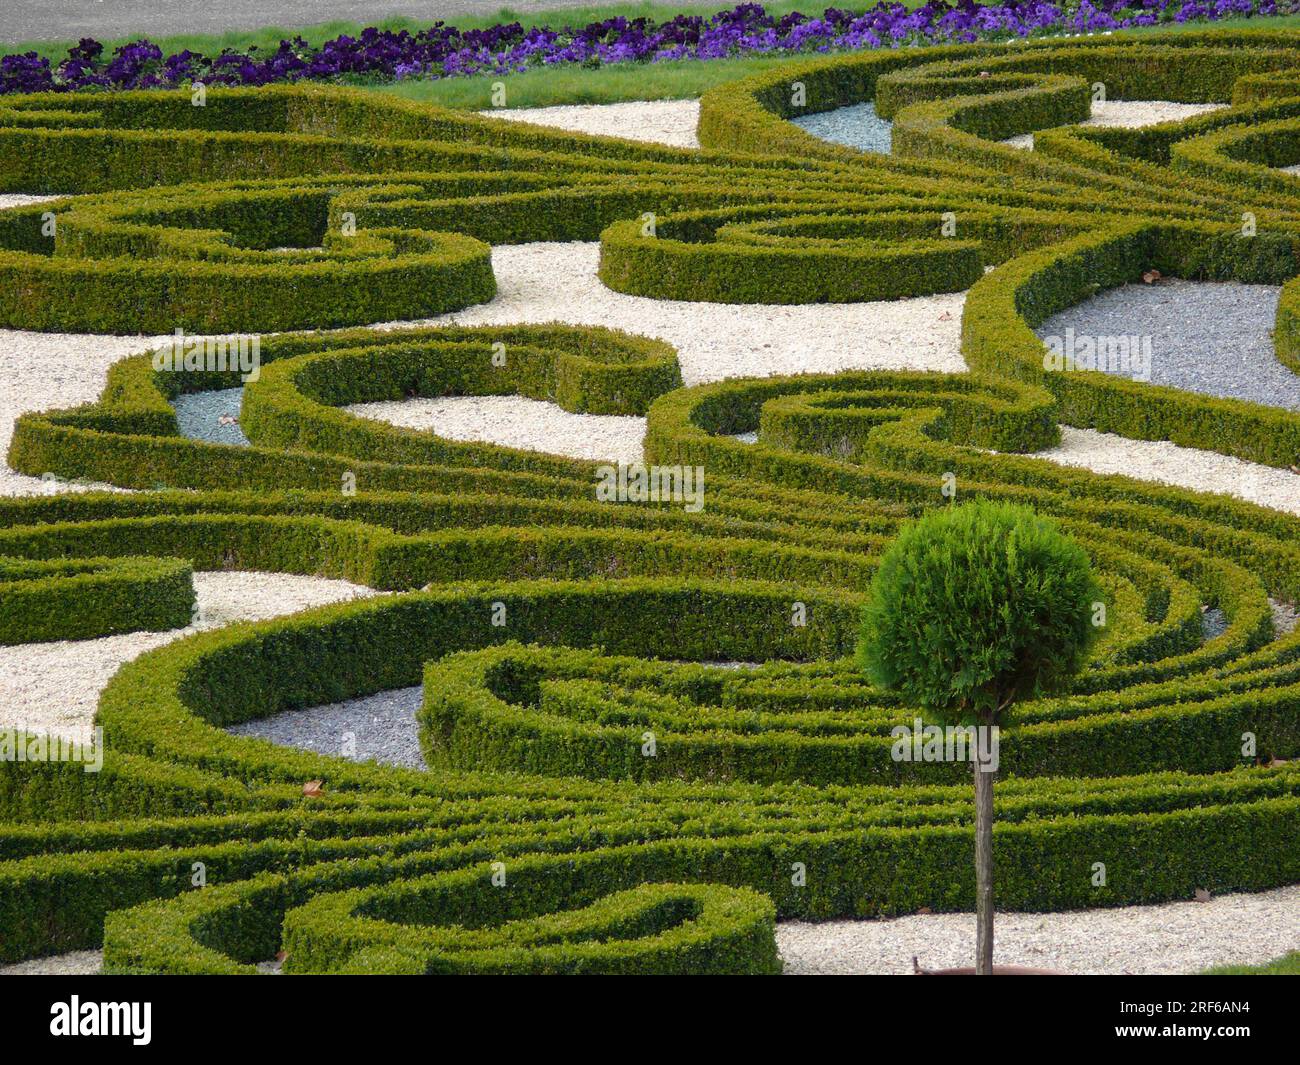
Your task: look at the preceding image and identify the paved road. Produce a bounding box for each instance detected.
[3,1,626,46]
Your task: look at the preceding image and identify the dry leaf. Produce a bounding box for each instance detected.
[217,414,237,426]
[1268,756,1290,767]
[302,779,324,798]
[275,950,288,963]
[1142,269,1162,284]
[937,311,953,321]
[916,906,933,914]
[1193,887,1212,903]
[977,70,992,78]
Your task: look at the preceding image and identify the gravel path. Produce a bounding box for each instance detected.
[0,572,379,742]
[0,325,170,496]
[227,685,425,768]
[1004,102,1228,149]
[777,883,1300,974]
[397,241,968,384]
[1035,279,1296,411]
[478,99,700,148]
[1035,426,1300,515]
[346,394,646,463]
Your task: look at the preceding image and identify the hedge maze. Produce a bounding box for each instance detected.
[1,28,1299,974]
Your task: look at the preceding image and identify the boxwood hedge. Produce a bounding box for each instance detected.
[3,27,1300,974]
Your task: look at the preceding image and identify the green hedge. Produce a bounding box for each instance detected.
[598,207,984,304]
[0,555,193,644]
[1277,274,1300,375]
[5,31,1300,975]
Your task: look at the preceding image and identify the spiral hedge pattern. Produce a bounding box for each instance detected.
[2,27,1300,974]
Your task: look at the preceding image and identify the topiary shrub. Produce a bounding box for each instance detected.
[858,498,1100,973]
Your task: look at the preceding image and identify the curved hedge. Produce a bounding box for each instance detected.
[2,28,1300,975]
[0,555,193,644]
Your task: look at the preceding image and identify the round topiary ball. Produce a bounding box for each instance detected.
[858,498,1100,722]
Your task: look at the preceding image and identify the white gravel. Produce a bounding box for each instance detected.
[0,572,379,743]
[1002,99,1228,149]
[393,242,968,386]
[778,883,1300,975]
[476,99,700,148]
[7,882,1296,976]
[1033,426,1300,515]
[346,393,645,463]
[0,328,174,496]
[0,194,62,211]
[0,950,103,976]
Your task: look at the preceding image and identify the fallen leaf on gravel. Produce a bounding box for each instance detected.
[275,951,288,963]
[937,311,952,321]
[1142,269,1162,284]
[1194,888,1212,903]
[302,779,324,798]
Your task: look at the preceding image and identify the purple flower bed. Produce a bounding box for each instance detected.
[0,0,1279,95]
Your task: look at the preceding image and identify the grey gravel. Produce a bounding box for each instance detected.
[1273,599,1300,635]
[1201,606,1227,640]
[172,387,249,446]
[1035,279,1298,411]
[226,685,426,769]
[790,101,893,154]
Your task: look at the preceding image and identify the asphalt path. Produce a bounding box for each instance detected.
[2,0,635,45]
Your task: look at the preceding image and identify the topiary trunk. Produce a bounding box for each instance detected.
[974,758,995,975]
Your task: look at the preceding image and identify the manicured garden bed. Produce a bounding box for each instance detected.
[0,19,1298,977]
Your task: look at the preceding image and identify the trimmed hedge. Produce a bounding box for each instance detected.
[598,207,984,304]
[1278,274,1300,375]
[5,30,1300,975]
[0,555,193,644]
